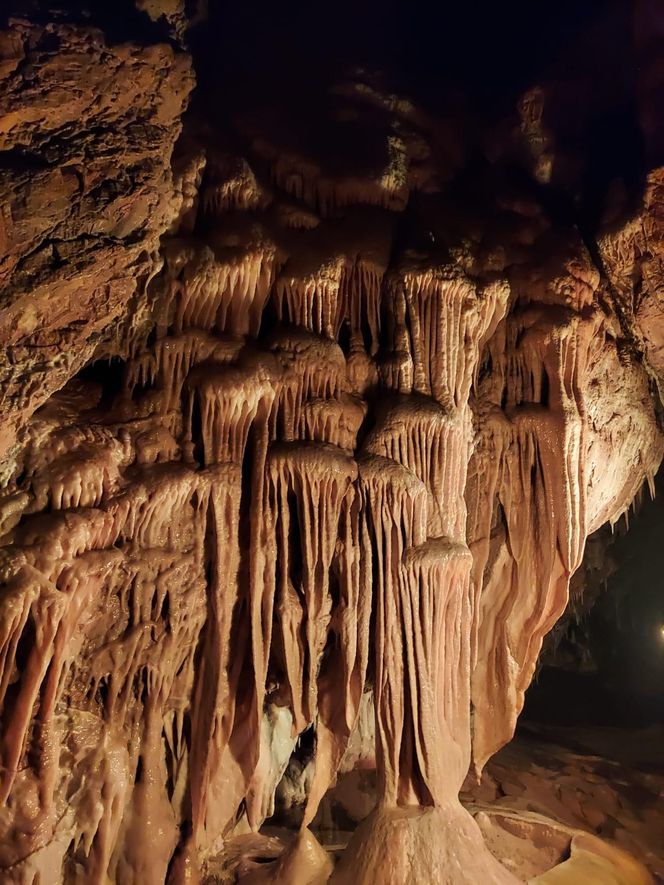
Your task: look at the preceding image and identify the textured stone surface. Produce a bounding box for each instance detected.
[0,18,193,464]
[0,5,662,884]
[462,726,664,883]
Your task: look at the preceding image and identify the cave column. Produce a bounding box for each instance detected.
[332,273,517,883]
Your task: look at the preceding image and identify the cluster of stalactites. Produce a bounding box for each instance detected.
[0,441,241,881]
[125,330,243,414]
[464,268,657,773]
[267,329,355,445]
[7,62,664,885]
[185,363,276,466]
[364,396,469,540]
[274,255,384,354]
[341,256,512,817]
[239,440,373,837]
[381,269,510,410]
[111,310,376,850]
[26,435,130,514]
[251,139,411,218]
[185,335,365,461]
[166,243,279,338]
[262,443,359,732]
[201,153,271,215]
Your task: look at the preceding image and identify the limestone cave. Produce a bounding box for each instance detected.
[0,1,662,882]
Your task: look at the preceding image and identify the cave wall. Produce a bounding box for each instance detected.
[532,471,664,727]
[0,3,663,883]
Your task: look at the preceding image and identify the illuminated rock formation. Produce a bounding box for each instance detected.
[0,5,662,883]
[0,17,194,466]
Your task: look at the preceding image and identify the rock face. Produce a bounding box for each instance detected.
[462,725,664,883]
[0,5,662,884]
[0,16,194,466]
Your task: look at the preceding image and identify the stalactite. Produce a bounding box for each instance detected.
[364,395,468,537]
[387,268,509,408]
[262,442,357,733]
[189,466,245,855]
[171,245,278,337]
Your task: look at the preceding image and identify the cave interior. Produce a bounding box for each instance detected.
[0,1,662,882]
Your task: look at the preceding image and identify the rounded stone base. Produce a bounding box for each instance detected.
[330,802,520,885]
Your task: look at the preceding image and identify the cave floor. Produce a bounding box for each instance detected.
[207,724,664,882]
[460,723,664,881]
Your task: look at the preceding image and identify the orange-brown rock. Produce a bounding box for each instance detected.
[0,6,662,884]
[0,18,193,465]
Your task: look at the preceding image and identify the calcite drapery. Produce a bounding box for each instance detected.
[0,8,663,883]
[467,248,662,772]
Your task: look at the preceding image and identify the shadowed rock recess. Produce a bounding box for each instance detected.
[0,2,662,883]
